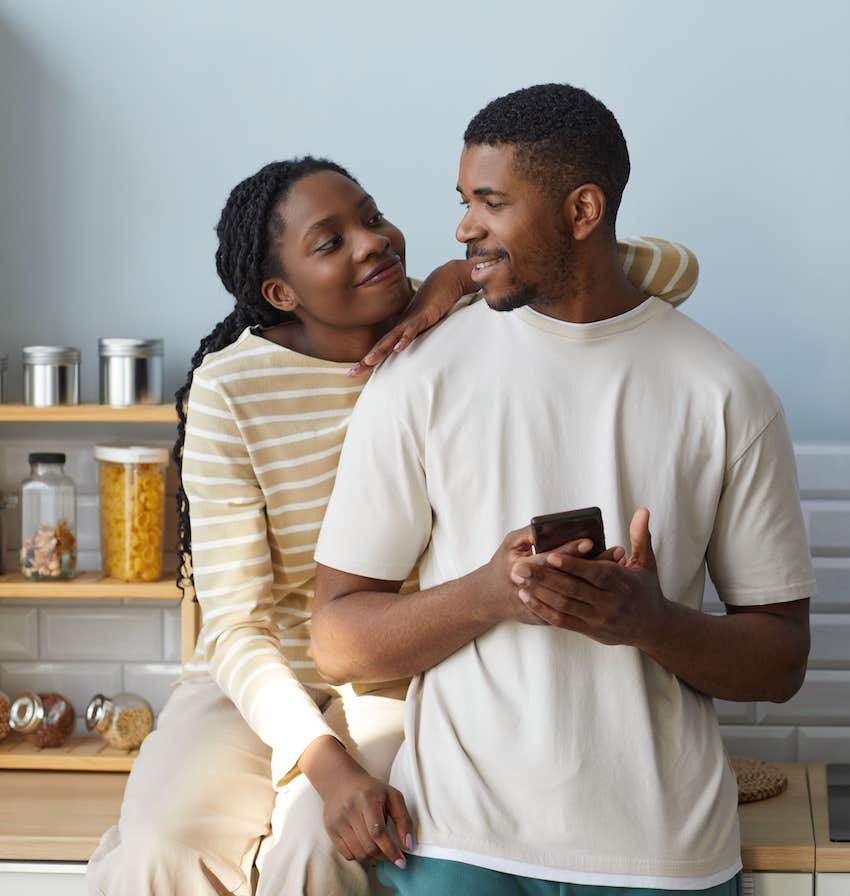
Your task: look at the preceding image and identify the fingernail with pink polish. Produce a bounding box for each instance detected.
[405,834,414,850]
[395,858,407,869]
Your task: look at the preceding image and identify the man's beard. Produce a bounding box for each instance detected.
[485,234,576,313]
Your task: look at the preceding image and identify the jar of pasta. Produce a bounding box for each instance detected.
[94,444,169,581]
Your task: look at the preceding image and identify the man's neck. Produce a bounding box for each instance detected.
[530,242,647,324]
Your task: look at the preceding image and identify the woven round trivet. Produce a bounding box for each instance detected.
[730,756,788,803]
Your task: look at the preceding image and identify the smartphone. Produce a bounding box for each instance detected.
[530,506,606,557]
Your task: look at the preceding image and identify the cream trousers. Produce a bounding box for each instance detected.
[86,677,405,896]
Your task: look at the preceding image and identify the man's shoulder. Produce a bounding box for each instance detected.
[653,306,778,408]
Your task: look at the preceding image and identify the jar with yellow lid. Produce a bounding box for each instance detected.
[94,444,168,581]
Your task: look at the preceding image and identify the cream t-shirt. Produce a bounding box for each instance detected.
[315,297,815,888]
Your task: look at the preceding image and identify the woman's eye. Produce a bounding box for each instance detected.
[316,236,341,252]
[368,212,385,226]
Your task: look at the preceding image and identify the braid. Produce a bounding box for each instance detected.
[173,156,357,597]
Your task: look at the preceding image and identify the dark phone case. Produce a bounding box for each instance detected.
[530,507,606,556]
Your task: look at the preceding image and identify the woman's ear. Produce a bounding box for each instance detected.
[563,184,606,241]
[262,277,299,313]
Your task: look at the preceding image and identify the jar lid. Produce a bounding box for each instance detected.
[85,693,112,732]
[9,692,44,734]
[22,346,80,365]
[98,338,164,359]
[94,443,169,464]
[29,452,66,465]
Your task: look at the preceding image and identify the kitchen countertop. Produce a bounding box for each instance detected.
[1,762,846,871]
[738,762,814,872]
[808,763,850,873]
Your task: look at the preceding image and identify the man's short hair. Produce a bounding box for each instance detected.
[463,84,630,231]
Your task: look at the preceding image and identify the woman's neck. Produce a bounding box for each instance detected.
[260,317,398,363]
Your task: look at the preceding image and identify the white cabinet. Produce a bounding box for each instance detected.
[746,872,813,895]
[815,873,850,896]
[0,862,87,895]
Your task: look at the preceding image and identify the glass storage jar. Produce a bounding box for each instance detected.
[86,692,154,750]
[94,444,168,581]
[9,691,75,747]
[0,690,10,742]
[19,453,77,579]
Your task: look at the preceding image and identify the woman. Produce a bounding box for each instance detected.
[87,157,698,896]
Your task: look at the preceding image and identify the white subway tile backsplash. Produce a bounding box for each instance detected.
[39,607,162,661]
[809,615,850,669]
[1,437,850,751]
[0,662,122,716]
[714,700,756,724]
[795,444,850,499]
[797,726,850,763]
[812,558,850,612]
[163,608,181,662]
[756,671,850,725]
[720,725,797,761]
[804,501,850,556]
[0,607,38,660]
[123,663,181,714]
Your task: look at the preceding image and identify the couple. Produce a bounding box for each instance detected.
[88,84,812,896]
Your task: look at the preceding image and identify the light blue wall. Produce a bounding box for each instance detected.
[0,0,847,439]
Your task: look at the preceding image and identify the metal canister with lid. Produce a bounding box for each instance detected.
[99,338,163,406]
[9,691,75,748]
[86,692,154,750]
[22,346,80,406]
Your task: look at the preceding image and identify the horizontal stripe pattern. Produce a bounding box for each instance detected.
[177,244,696,779]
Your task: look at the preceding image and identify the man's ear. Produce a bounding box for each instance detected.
[563,184,606,241]
[261,277,299,313]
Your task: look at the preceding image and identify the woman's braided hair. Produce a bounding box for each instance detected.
[173,157,357,595]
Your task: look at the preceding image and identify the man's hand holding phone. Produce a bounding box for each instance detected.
[510,506,670,649]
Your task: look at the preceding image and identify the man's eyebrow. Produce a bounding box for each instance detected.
[455,186,509,198]
[303,194,376,241]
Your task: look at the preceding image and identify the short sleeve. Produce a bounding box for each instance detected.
[315,370,431,581]
[706,410,816,606]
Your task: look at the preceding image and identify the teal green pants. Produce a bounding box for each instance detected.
[377,855,743,895]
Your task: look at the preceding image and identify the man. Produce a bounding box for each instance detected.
[312,84,813,895]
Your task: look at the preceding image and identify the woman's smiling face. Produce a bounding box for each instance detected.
[266,170,412,331]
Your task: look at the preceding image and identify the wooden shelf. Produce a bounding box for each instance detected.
[0,403,176,422]
[0,768,128,860]
[0,570,180,600]
[0,734,137,772]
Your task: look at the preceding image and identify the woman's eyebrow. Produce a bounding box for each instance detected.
[303,195,377,241]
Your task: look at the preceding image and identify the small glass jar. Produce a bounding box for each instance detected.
[9,692,75,748]
[95,444,168,581]
[19,453,77,579]
[0,690,11,742]
[86,692,154,750]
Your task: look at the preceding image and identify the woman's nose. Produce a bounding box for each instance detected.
[354,229,391,261]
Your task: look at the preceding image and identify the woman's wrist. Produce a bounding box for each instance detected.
[298,734,363,800]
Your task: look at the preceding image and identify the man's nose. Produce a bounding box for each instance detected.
[455,208,486,245]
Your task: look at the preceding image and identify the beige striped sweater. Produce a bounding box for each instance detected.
[179,236,698,786]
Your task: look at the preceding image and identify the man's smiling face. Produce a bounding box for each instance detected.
[455,143,576,312]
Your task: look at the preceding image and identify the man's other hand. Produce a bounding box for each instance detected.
[508,507,669,647]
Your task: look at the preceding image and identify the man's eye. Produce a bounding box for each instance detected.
[486,201,505,210]
[316,236,341,252]
[368,212,385,226]
[459,200,470,208]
